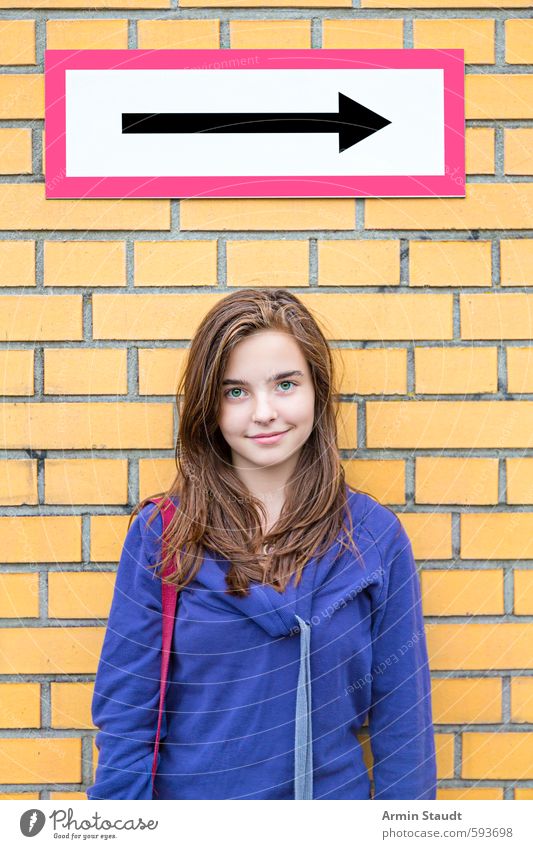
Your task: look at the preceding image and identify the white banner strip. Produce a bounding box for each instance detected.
[6,799,533,849]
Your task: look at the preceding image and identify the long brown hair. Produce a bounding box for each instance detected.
[130,288,364,597]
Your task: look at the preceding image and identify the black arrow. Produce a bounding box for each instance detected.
[122,92,391,154]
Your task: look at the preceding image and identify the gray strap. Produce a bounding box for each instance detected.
[294,615,313,800]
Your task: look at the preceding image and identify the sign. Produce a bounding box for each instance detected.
[44,49,465,199]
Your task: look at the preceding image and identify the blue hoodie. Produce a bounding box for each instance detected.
[87,486,437,800]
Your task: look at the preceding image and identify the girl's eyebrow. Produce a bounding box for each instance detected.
[222,369,304,387]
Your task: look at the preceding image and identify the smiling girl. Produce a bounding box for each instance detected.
[87,287,437,801]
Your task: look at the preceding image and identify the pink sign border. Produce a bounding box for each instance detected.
[45,48,465,199]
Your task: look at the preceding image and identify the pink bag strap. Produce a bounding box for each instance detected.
[147,497,179,799]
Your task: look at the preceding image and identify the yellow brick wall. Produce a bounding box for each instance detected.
[0,3,532,803]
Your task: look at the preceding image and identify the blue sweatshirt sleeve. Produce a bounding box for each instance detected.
[367,517,437,800]
[86,503,166,800]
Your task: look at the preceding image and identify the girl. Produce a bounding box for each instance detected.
[87,287,437,801]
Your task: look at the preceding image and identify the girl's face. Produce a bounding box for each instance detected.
[217,330,316,478]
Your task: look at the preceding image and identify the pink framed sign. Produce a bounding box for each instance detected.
[44,48,465,199]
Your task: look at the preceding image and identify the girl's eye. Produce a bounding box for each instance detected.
[225,387,244,399]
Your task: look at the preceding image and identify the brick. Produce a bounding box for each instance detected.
[307,293,451,340]
[435,734,454,779]
[337,402,357,449]
[180,199,355,231]
[409,240,491,287]
[44,458,128,505]
[416,456,498,505]
[358,731,372,772]
[0,683,40,728]
[135,240,217,286]
[396,512,452,559]
[461,294,533,340]
[0,792,39,800]
[343,459,405,504]
[0,459,38,505]
[507,348,533,393]
[362,0,531,8]
[0,350,34,396]
[0,295,81,341]
[90,514,132,562]
[0,128,32,174]
[0,185,169,231]
[505,19,533,64]
[466,127,495,175]
[365,185,533,230]
[467,75,533,119]
[139,458,176,499]
[181,0,350,6]
[318,240,400,286]
[0,515,81,563]
[46,19,128,49]
[438,787,503,800]
[368,400,533,449]
[422,569,503,615]
[332,347,407,394]
[510,677,533,721]
[507,457,533,503]
[514,570,533,616]
[0,627,102,673]
[137,19,219,48]
[431,677,502,723]
[504,128,533,176]
[0,573,39,617]
[51,682,95,729]
[0,74,43,119]
[93,293,224,340]
[322,18,403,48]
[0,738,81,783]
[44,241,126,287]
[426,622,533,669]
[414,347,498,394]
[93,294,228,341]
[0,0,168,6]
[515,788,533,799]
[461,513,533,559]
[501,239,533,286]
[0,240,35,286]
[463,732,533,779]
[0,20,36,64]
[413,19,495,63]
[43,349,128,395]
[138,348,188,395]
[48,571,115,618]
[227,240,309,287]
[1,402,172,450]
[230,20,311,48]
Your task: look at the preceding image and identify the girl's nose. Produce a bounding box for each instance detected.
[252,395,277,423]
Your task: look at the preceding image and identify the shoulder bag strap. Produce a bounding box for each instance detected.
[147,497,179,799]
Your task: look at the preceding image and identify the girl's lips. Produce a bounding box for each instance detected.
[248,430,289,445]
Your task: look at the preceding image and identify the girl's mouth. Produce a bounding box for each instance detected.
[248,430,290,445]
